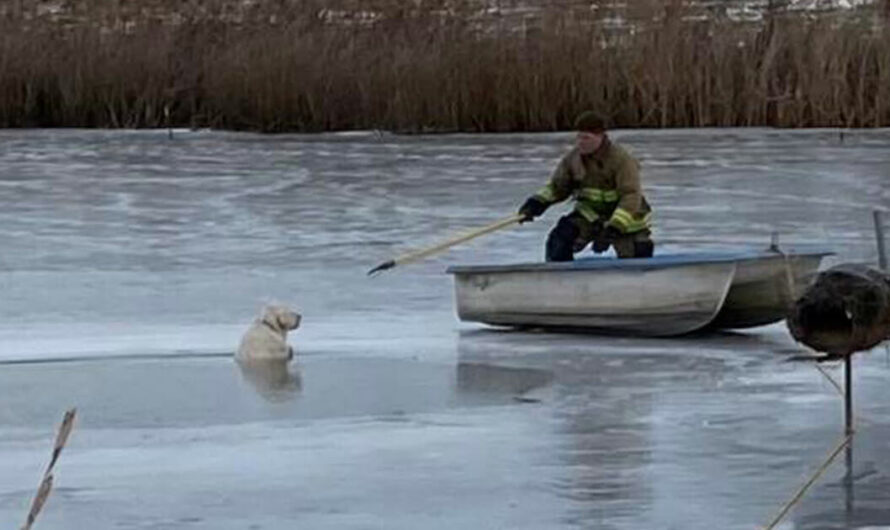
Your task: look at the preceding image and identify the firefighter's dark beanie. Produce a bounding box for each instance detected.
[574,111,608,133]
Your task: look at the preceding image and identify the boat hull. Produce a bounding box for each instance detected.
[448,249,832,336]
[709,253,825,329]
[451,261,737,337]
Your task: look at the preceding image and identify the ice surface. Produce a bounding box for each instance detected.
[0,128,888,529]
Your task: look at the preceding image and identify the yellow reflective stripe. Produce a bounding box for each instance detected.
[610,210,652,233]
[577,188,618,203]
[610,207,634,229]
[577,188,603,202]
[574,202,599,222]
[627,212,652,232]
[535,184,557,203]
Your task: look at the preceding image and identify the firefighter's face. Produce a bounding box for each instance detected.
[576,131,604,154]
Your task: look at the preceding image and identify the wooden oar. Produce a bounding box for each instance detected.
[368,213,525,276]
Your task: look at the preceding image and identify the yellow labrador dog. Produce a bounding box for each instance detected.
[236,305,301,362]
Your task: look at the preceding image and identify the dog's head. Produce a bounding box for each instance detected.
[260,304,302,333]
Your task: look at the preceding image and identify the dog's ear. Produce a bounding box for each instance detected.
[261,306,283,332]
[274,308,287,332]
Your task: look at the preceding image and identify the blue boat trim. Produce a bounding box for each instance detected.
[446,247,835,274]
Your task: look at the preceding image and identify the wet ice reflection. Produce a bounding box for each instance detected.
[0,128,888,529]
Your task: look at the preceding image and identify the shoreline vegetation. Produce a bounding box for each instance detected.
[1,0,889,133]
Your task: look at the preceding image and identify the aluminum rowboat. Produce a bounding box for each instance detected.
[446,249,831,336]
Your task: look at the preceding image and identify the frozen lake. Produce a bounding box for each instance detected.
[0,128,888,529]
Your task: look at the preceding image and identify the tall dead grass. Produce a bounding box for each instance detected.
[0,0,888,131]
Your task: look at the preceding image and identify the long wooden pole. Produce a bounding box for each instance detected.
[875,210,887,271]
[368,214,525,275]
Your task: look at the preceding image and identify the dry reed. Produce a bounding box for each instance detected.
[20,408,77,530]
[0,0,888,131]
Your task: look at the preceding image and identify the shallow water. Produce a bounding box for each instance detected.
[0,128,888,529]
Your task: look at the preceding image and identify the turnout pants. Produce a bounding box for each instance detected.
[545,212,654,262]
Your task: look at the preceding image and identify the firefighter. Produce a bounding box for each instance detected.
[518,111,654,261]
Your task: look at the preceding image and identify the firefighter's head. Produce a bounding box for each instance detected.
[574,111,608,155]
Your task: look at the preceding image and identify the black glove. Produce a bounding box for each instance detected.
[591,222,622,254]
[590,218,605,238]
[602,223,622,242]
[592,237,611,254]
[518,196,548,223]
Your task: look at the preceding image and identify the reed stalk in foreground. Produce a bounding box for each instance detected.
[20,408,77,530]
